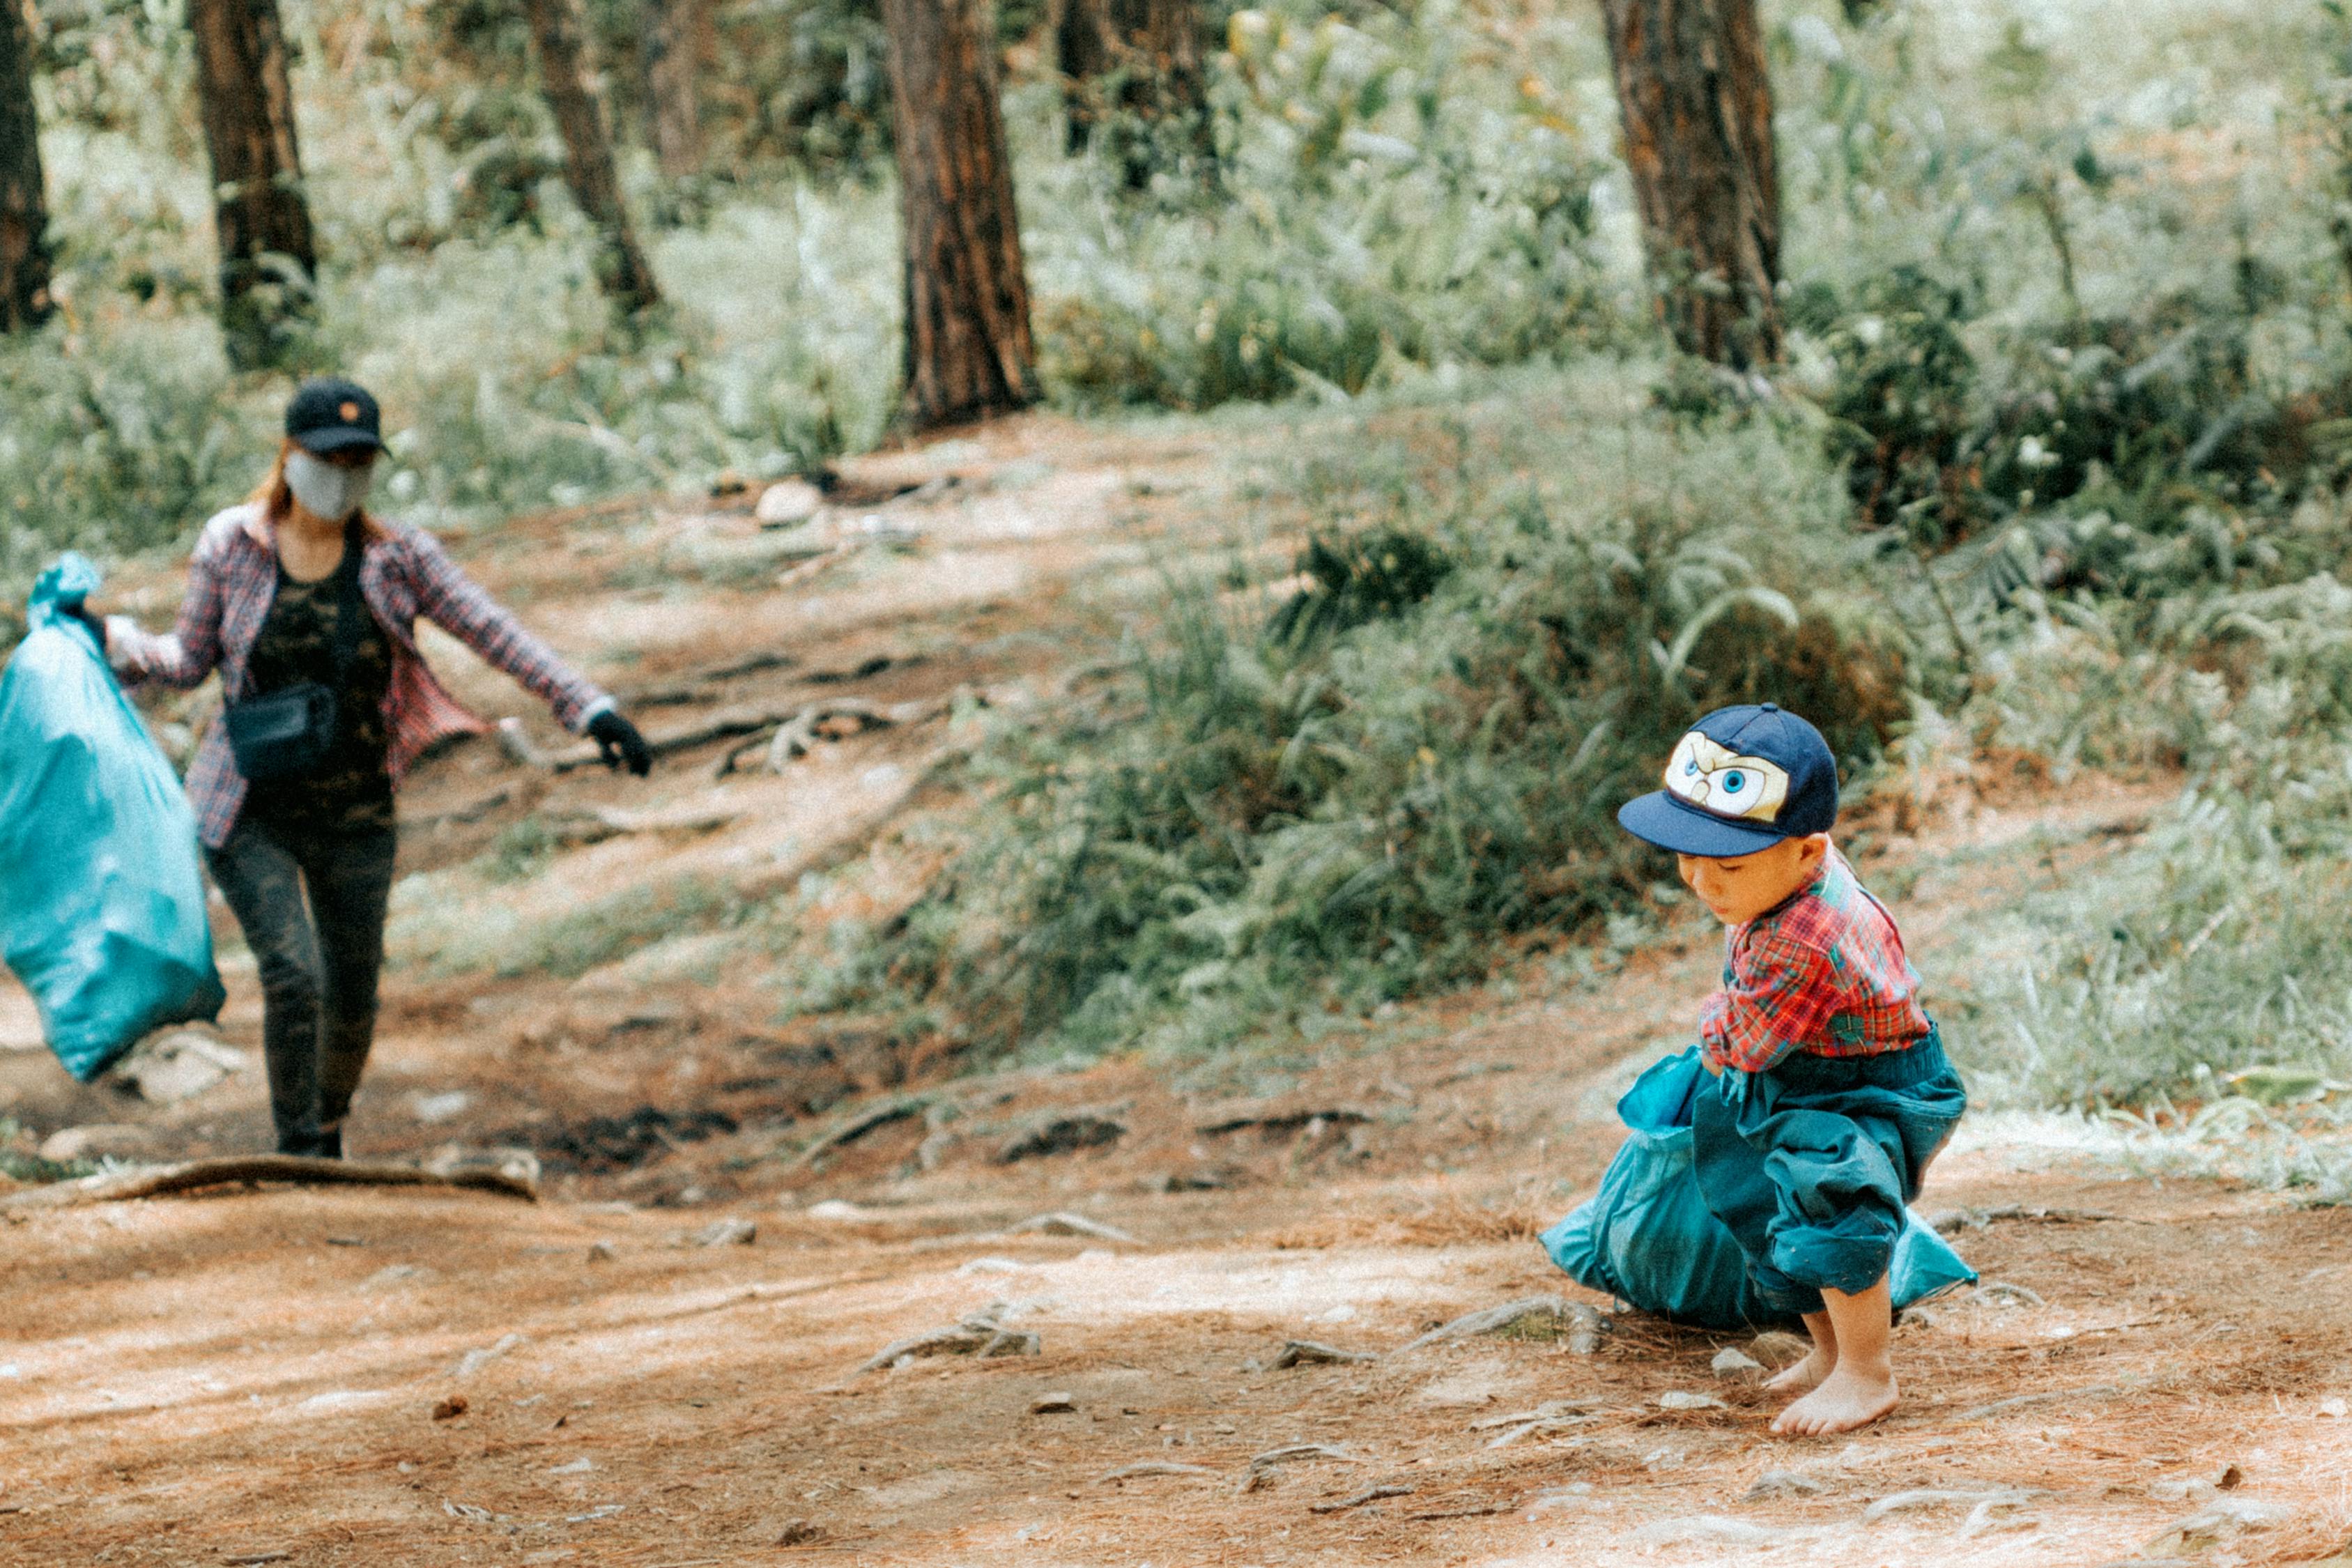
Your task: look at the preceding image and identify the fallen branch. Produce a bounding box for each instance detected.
[1399,1296,1608,1354]
[787,1095,935,1171]
[1195,1106,1374,1137]
[1408,1501,1514,1521]
[1098,1462,1215,1484]
[1271,1340,1376,1369]
[500,707,806,773]
[1926,1205,2128,1235]
[1,1155,537,1213]
[1311,1486,1413,1514]
[1955,1385,2121,1423]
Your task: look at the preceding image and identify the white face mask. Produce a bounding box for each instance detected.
[285,449,376,523]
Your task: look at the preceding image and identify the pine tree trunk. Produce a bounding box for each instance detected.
[187,0,317,367]
[1058,0,1204,171]
[1106,0,1201,123]
[1598,0,1782,367]
[0,0,51,332]
[880,0,1038,430]
[1054,0,1110,153]
[642,0,707,178]
[522,0,660,313]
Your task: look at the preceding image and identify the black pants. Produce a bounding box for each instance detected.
[206,818,399,1155]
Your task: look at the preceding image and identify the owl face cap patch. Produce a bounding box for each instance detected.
[1616,703,1840,858]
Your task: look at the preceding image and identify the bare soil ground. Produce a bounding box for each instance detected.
[1,413,2348,1567]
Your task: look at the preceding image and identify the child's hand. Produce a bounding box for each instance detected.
[1700,1052,1724,1076]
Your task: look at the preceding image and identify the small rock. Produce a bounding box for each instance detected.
[805,1199,868,1222]
[547,1457,594,1475]
[1742,1470,1828,1502]
[112,1029,247,1104]
[586,1241,616,1263]
[1712,1347,1765,1377]
[431,1396,469,1421]
[1656,1391,1727,1412]
[411,1090,472,1125]
[755,478,824,527]
[2321,1397,2349,1418]
[1031,1392,1076,1415]
[776,1520,826,1546]
[423,1144,541,1184]
[691,1218,758,1248]
[1010,1211,1138,1244]
[2141,1498,2293,1557]
[1747,1331,1812,1369]
[1976,1281,2047,1308]
[38,1123,160,1162]
[1270,1340,1376,1369]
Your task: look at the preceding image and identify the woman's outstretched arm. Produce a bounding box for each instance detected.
[403,525,609,731]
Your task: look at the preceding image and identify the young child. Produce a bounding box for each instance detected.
[1617,702,1966,1436]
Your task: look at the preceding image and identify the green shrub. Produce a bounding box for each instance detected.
[794,375,1916,1059]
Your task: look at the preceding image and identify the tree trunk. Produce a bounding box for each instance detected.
[1058,0,1204,172]
[879,0,1038,430]
[1106,0,1201,122]
[0,0,51,332]
[522,0,660,313]
[187,0,316,367]
[1597,0,1782,367]
[1054,0,1110,153]
[642,0,708,178]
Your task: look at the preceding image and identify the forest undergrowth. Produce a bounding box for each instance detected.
[16,0,2352,1190]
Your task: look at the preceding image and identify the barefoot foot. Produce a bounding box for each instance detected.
[1770,1365,1896,1436]
[1765,1349,1834,1397]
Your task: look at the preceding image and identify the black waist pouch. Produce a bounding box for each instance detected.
[224,525,364,786]
[224,682,340,783]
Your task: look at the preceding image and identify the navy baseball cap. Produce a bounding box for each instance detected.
[285,376,383,456]
[1617,703,1839,858]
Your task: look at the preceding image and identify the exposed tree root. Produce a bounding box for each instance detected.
[1,1155,538,1213]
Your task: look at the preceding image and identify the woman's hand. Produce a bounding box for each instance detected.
[587,709,654,776]
[1700,1052,1724,1077]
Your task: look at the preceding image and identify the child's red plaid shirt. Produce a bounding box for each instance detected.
[1699,845,1932,1074]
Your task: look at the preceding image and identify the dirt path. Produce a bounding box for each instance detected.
[1,418,2348,1566]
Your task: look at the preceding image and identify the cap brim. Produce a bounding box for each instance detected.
[1617,792,1794,858]
[293,426,383,455]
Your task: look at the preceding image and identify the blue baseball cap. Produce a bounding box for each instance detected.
[1617,703,1839,858]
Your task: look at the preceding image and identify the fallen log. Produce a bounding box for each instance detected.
[1,1155,538,1213]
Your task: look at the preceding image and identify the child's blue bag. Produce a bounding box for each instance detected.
[1542,1047,1975,1331]
[0,555,224,1081]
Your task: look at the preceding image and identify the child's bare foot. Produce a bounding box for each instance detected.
[1765,1348,1834,1397]
[1770,1364,1897,1436]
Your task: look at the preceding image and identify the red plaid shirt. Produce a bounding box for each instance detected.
[110,504,609,848]
[1699,846,1932,1074]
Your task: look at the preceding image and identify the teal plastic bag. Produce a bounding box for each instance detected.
[0,555,224,1081]
[1542,1047,1975,1331]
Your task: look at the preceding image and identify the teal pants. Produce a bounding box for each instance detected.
[1690,1034,1967,1318]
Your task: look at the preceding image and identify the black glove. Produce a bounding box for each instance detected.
[587,709,654,776]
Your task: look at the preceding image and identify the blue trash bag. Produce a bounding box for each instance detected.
[0,555,224,1081]
[1541,1047,1976,1332]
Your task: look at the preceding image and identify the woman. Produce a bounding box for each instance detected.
[108,377,653,1158]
